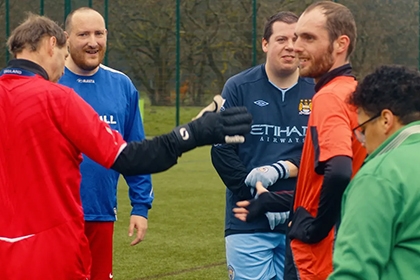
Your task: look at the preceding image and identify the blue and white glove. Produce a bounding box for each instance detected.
[265,211,290,230]
[245,161,290,229]
[245,161,290,189]
[249,189,290,229]
[250,187,290,230]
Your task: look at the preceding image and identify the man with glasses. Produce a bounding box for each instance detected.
[329,65,420,280]
[352,112,381,144]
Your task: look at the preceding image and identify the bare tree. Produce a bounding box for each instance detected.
[1,0,419,93]
[110,0,176,105]
[345,0,418,77]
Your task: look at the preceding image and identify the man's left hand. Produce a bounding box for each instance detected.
[128,215,148,246]
[288,207,315,243]
[245,161,290,189]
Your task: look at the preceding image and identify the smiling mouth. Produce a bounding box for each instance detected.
[86,50,99,54]
[282,55,295,59]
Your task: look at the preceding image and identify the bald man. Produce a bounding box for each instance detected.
[59,7,153,279]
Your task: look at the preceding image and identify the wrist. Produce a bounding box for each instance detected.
[131,205,149,219]
[172,124,197,153]
[271,160,290,179]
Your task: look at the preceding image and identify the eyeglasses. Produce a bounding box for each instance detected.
[352,112,381,144]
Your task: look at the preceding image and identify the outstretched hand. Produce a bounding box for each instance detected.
[188,106,252,145]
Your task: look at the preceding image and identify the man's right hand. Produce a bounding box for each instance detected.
[173,107,252,152]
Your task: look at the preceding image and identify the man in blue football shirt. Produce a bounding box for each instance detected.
[211,11,315,280]
[59,7,152,279]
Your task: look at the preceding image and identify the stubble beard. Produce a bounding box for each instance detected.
[69,47,106,71]
[300,45,334,79]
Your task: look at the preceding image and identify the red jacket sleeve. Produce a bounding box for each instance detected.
[60,89,126,168]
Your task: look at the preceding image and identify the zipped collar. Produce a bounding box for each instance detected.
[314,63,355,92]
[6,59,49,80]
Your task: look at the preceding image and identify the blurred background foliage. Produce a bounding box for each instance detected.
[0,0,418,106]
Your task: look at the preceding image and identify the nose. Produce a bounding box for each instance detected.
[285,39,294,51]
[87,34,99,48]
[293,38,303,53]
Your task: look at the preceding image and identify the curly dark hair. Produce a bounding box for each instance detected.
[349,65,420,125]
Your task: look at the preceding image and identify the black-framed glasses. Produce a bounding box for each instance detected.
[352,112,381,144]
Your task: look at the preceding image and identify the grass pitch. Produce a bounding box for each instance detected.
[113,101,228,279]
[114,147,227,280]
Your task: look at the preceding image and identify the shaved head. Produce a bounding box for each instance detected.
[65,7,107,74]
[65,7,105,34]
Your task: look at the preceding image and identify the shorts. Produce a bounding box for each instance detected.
[85,221,114,280]
[225,232,286,280]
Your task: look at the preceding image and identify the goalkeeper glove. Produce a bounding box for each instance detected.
[245,161,290,189]
[247,183,290,229]
[173,107,252,153]
[265,211,290,230]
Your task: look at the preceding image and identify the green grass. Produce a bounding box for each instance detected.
[141,97,205,136]
[114,147,228,280]
[113,103,227,279]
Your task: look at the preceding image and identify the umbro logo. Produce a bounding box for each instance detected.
[254,100,269,107]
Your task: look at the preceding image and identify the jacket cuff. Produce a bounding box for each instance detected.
[130,205,149,219]
[288,207,314,242]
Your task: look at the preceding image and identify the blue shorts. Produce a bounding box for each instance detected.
[225,232,286,280]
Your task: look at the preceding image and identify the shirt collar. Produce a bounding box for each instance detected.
[7,59,49,80]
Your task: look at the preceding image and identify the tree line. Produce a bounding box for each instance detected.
[0,0,418,105]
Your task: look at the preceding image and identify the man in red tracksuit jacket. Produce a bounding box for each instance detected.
[0,14,252,280]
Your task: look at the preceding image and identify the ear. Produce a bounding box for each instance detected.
[262,38,268,53]
[334,35,350,56]
[47,36,57,57]
[64,31,69,40]
[380,109,396,134]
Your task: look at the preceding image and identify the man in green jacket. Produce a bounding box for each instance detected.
[328,65,420,280]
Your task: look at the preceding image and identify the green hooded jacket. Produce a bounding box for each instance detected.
[329,121,420,280]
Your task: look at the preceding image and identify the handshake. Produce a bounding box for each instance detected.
[188,96,290,229]
[243,161,291,229]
